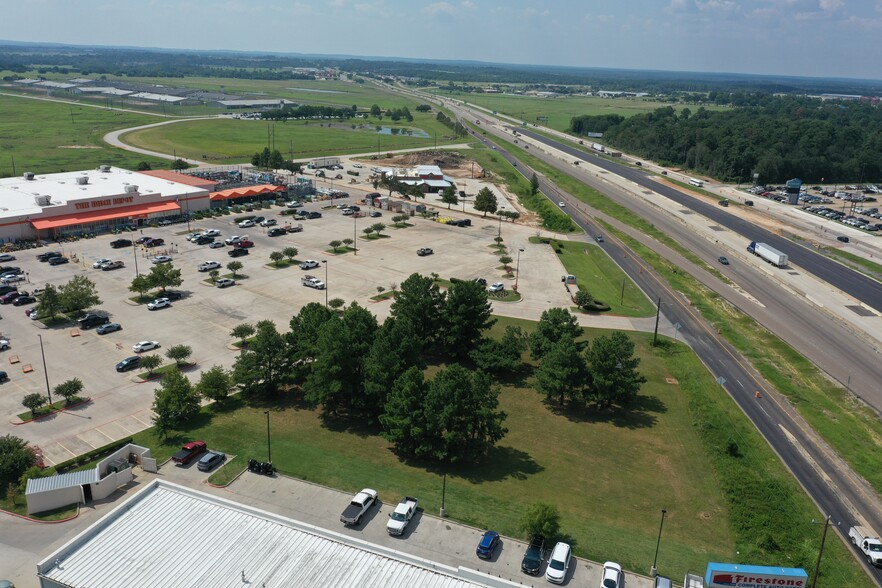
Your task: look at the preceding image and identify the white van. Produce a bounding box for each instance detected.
[545,541,571,584]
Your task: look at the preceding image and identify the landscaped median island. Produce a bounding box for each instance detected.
[103,272,866,585]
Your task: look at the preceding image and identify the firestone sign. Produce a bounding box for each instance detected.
[74,196,135,210]
[706,563,808,588]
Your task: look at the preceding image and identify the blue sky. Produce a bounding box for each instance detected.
[10,0,882,80]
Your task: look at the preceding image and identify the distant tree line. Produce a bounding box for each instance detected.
[436,111,467,137]
[261,104,356,120]
[571,97,882,183]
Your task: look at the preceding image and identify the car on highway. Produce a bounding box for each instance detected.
[545,542,571,584]
[600,561,623,588]
[299,259,320,270]
[417,248,433,256]
[228,247,249,258]
[147,297,171,311]
[837,235,850,243]
[594,235,605,243]
[48,256,69,266]
[152,255,173,264]
[489,282,505,293]
[197,261,221,272]
[558,201,566,207]
[197,451,226,472]
[110,238,133,248]
[133,341,160,353]
[96,323,122,335]
[115,356,141,372]
[718,256,730,265]
[0,254,15,262]
[208,242,225,249]
[476,530,500,560]
[216,278,235,288]
[238,219,256,228]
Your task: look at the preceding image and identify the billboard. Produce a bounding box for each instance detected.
[706,563,808,588]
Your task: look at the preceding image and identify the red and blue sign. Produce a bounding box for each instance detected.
[706,563,808,588]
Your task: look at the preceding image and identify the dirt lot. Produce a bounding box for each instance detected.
[0,200,575,466]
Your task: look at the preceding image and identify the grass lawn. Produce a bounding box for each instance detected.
[207,456,246,487]
[533,238,656,317]
[265,259,300,269]
[0,94,169,176]
[136,362,194,380]
[122,112,461,165]
[16,397,87,421]
[0,497,78,521]
[369,290,396,301]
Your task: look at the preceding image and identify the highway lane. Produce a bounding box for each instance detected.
[513,126,882,314]
[454,118,882,585]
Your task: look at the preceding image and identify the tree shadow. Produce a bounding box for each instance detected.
[401,445,544,484]
[548,394,667,430]
[320,414,384,439]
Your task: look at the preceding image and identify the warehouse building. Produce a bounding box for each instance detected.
[36,480,515,588]
[0,166,210,243]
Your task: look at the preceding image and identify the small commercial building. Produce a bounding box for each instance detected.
[37,480,517,588]
[0,166,210,243]
[209,184,287,206]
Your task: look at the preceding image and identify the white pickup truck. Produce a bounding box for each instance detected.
[850,525,882,566]
[387,496,419,536]
[340,488,377,526]
[301,275,326,290]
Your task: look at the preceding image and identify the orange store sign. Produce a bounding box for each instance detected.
[74,196,135,210]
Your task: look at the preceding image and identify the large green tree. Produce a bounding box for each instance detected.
[364,317,424,418]
[470,325,527,375]
[585,331,647,408]
[441,279,495,358]
[287,303,335,367]
[474,187,498,217]
[151,370,199,439]
[390,273,445,350]
[441,185,458,209]
[35,283,62,319]
[196,365,233,404]
[535,337,588,407]
[0,435,36,489]
[380,367,431,457]
[529,307,583,359]
[59,275,101,315]
[232,320,290,396]
[145,262,183,292]
[128,274,153,299]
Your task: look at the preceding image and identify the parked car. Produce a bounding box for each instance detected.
[299,259,320,270]
[172,441,207,465]
[0,285,17,296]
[225,235,247,245]
[417,248,433,256]
[545,542,571,584]
[307,211,322,219]
[286,201,303,208]
[197,261,221,272]
[37,251,62,262]
[476,531,500,559]
[163,291,184,301]
[115,356,141,372]
[12,295,36,306]
[144,238,165,248]
[201,229,221,237]
[152,255,173,264]
[260,219,277,227]
[194,235,215,245]
[208,241,225,249]
[228,247,249,258]
[0,291,23,304]
[340,488,378,526]
[600,561,623,588]
[147,297,171,311]
[369,211,382,218]
[238,219,256,228]
[133,340,160,353]
[0,339,10,351]
[489,282,505,293]
[101,261,125,271]
[48,257,69,266]
[92,258,112,269]
[521,535,546,576]
[342,208,354,216]
[216,278,235,288]
[0,254,15,262]
[135,236,152,244]
[237,240,255,248]
[197,451,226,472]
[267,227,287,237]
[110,238,133,248]
[78,314,109,329]
[96,323,122,335]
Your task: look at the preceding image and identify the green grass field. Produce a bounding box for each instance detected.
[121,114,462,164]
[131,316,870,585]
[429,90,705,132]
[0,94,169,175]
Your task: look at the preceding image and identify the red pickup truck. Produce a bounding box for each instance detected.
[172,441,207,464]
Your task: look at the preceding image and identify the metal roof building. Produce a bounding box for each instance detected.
[37,480,512,588]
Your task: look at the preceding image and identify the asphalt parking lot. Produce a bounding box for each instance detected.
[0,200,576,465]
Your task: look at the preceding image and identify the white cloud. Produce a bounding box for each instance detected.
[425,1,456,16]
[819,0,843,10]
[667,0,690,12]
[460,0,477,9]
[696,0,739,11]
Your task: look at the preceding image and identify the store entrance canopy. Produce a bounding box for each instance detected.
[31,201,181,231]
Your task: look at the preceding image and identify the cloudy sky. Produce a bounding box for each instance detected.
[8,0,881,80]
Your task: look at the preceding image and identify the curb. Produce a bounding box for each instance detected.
[13,397,93,425]
[0,504,80,524]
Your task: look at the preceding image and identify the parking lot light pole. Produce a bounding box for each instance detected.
[322,260,328,306]
[514,248,524,290]
[497,206,505,238]
[38,334,52,405]
[353,215,357,256]
[650,508,667,577]
[264,410,271,463]
[132,241,140,276]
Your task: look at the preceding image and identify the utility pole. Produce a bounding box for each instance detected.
[811,515,835,588]
[38,334,52,405]
[652,297,661,346]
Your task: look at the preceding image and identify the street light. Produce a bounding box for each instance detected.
[322,260,328,306]
[38,334,52,405]
[264,410,272,463]
[651,508,667,577]
[440,472,447,518]
[512,247,525,289]
[353,214,357,256]
[132,240,140,277]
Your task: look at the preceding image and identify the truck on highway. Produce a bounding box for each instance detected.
[591,142,604,152]
[747,241,788,267]
[386,496,419,535]
[849,525,882,566]
[340,488,378,526]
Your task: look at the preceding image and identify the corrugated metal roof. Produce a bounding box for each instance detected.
[26,469,98,494]
[38,481,497,588]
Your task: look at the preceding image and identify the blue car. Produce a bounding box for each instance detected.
[476,530,500,559]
